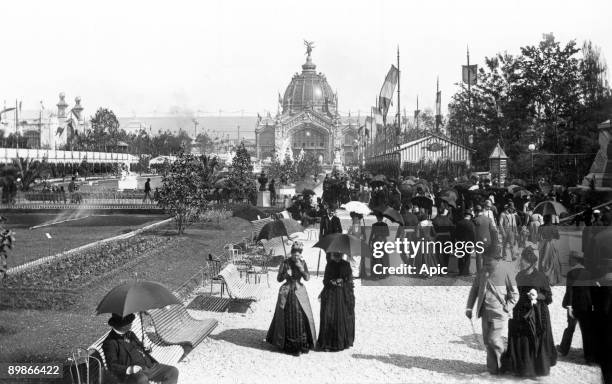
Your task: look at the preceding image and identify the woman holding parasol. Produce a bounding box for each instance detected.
[266,242,316,356]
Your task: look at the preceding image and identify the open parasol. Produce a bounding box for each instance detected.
[341,201,371,216]
[370,205,404,225]
[313,233,371,259]
[533,201,567,216]
[256,219,299,257]
[96,281,180,317]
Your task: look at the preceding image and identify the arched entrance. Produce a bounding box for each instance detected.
[289,125,330,162]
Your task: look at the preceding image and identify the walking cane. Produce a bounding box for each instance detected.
[316,249,321,277]
[470,318,485,351]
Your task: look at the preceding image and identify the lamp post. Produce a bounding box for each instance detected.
[528,143,536,183]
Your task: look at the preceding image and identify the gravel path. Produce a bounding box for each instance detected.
[177,275,600,384]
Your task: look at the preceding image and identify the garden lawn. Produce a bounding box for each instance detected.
[0,217,252,366]
[3,213,168,268]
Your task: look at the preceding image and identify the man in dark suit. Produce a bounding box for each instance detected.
[472,205,499,273]
[558,252,595,362]
[319,204,343,262]
[433,206,455,269]
[454,209,476,276]
[319,204,342,239]
[102,313,179,384]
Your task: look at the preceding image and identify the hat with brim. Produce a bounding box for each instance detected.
[108,313,135,328]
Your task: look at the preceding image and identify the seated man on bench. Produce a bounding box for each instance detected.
[102,313,179,384]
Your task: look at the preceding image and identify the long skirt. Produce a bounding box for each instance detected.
[503,305,557,377]
[282,290,311,353]
[538,240,562,286]
[317,286,355,351]
[413,248,438,277]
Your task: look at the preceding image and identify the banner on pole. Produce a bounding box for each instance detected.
[462,65,478,85]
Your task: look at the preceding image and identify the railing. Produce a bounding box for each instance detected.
[15,190,158,205]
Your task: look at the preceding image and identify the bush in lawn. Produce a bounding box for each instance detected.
[158,150,217,234]
[200,208,232,224]
[227,142,257,203]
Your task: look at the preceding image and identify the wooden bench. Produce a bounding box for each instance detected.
[147,305,218,361]
[218,264,263,307]
[75,306,217,383]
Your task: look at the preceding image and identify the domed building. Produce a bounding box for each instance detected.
[255,45,359,166]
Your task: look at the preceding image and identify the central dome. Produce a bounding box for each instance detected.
[282,54,337,116]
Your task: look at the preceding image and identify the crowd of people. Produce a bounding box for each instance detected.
[92,167,612,383]
[274,168,612,382]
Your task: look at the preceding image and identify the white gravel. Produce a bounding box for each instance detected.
[175,211,601,383]
[177,275,601,384]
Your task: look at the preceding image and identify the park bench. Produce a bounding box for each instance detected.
[217,264,264,308]
[146,305,219,361]
[71,299,218,383]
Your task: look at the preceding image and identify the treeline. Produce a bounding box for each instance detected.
[446,34,612,185]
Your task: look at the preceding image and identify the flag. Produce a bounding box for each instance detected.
[56,126,64,136]
[378,65,399,120]
[435,91,442,116]
[462,65,478,85]
[414,109,421,119]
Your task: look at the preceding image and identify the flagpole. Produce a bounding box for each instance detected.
[15,100,18,149]
[396,45,400,150]
[467,46,473,143]
[416,95,419,131]
[436,76,440,132]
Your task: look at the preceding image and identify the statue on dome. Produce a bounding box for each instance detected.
[304,40,315,57]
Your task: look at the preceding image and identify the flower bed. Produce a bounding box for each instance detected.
[0,235,176,310]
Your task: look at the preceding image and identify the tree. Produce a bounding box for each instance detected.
[13,157,49,191]
[227,142,256,203]
[78,158,93,179]
[446,33,612,183]
[157,150,214,234]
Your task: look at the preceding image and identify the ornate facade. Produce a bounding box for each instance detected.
[255,45,359,166]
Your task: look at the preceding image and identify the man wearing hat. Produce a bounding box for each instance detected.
[454,209,476,276]
[558,252,595,363]
[498,202,518,262]
[102,313,179,384]
[473,205,499,272]
[466,255,517,374]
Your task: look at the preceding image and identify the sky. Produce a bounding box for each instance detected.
[0,0,610,119]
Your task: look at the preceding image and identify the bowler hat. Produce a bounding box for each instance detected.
[108,313,135,328]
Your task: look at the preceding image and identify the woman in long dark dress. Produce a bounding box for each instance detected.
[368,212,390,278]
[503,246,557,377]
[266,242,317,356]
[317,253,355,351]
